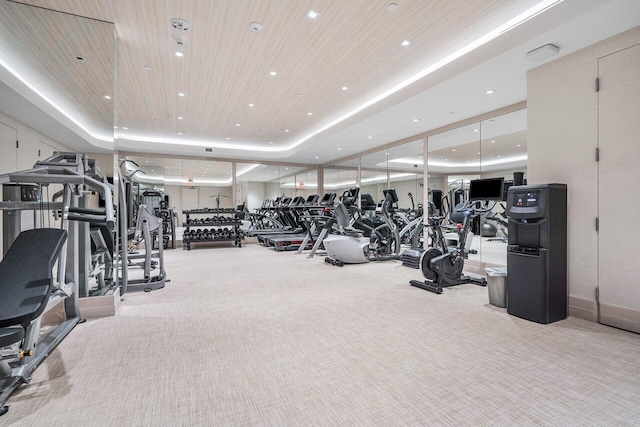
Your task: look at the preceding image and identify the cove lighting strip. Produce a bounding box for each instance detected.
[279,173,416,189]
[0,57,113,143]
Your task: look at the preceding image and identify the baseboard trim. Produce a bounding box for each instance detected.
[569,296,598,322]
[79,288,122,319]
[600,302,640,334]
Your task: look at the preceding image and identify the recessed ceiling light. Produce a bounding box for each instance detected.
[178,92,185,97]
[491,140,495,143]
[466,161,470,163]
[113,126,118,129]
[175,51,184,58]
[473,129,479,132]
[284,129,290,133]
[307,10,319,19]
[338,148,342,150]
[144,65,152,71]
[496,155,501,157]
[226,137,231,140]
[270,71,277,76]
[485,89,496,94]
[178,116,184,120]
[269,141,273,144]
[145,160,149,163]
[341,86,348,91]
[516,144,521,147]
[123,127,128,130]
[412,118,420,122]
[235,123,240,127]
[477,152,481,155]
[307,112,312,116]
[248,103,255,107]
[104,95,111,99]
[444,158,448,161]
[401,40,411,46]
[178,132,183,135]
[387,3,398,11]
[315,156,319,159]
[367,136,373,139]
[452,149,456,152]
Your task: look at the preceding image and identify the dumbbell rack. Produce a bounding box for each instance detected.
[182,208,244,250]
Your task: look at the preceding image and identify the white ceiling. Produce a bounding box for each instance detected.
[1,0,640,167]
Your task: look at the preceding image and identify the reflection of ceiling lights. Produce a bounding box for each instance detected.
[388,155,528,168]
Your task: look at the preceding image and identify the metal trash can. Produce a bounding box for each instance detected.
[485,267,508,308]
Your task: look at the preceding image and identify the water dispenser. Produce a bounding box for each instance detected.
[506,184,567,324]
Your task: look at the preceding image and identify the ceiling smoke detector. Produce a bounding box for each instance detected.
[250,22,262,31]
[170,18,190,31]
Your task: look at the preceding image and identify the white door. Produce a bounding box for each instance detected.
[598,43,640,333]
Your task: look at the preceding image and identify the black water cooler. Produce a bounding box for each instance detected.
[506,184,567,324]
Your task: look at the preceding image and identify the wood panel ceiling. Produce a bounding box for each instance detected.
[0,1,115,137]
[17,0,542,159]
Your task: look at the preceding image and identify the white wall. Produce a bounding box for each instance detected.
[527,26,640,322]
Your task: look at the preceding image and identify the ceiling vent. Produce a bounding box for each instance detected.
[526,44,559,62]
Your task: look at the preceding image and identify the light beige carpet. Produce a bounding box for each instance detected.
[3,240,639,426]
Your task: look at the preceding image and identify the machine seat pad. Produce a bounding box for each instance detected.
[0,229,67,328]
[0,326,24,348]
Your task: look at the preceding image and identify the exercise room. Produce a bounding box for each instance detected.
[1,0,639,425]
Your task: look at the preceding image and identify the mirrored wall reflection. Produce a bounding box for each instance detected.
[427,122,483,264]
[0,1,116,148]
[386,140,425,211]
[478,109,527,268]
[424,109,527,270]
[360,149,390,203]
[324,158,359,198]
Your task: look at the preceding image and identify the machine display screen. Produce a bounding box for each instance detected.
[515,191,539,207]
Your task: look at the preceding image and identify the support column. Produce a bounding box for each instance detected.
[423,137,429,226]
[357,157,362,209]
[231,162,237,208]
[317,166,324,196]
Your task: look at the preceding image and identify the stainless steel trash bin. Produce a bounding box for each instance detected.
[485,268,507,308]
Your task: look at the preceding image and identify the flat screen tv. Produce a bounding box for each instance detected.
[469,177,504,201]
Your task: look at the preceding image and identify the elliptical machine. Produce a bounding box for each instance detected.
[323,189,401,266]
[410,200,489,294]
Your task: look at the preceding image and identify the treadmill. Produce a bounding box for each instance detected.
[266,195,322,250]
[256,197,306,244]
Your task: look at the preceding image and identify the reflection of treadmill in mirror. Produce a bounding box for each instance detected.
[267,194,324,251]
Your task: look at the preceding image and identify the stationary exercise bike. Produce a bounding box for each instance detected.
[410,200,489,294]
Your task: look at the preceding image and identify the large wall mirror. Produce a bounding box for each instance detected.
[426,109,526,271]
[0,2,117,259]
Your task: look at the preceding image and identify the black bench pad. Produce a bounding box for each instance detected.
[0,229,67,328]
